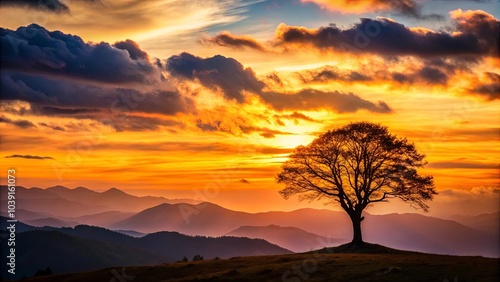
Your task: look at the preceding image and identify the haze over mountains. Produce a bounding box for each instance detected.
[226,225,344,252]
[1,185,498,263]
[0,185,198,217]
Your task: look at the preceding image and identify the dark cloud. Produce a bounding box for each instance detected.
[298,66,373,83]
[273,10,498,57]
[107,115,184,132]
[195,119,293,138]
[113,39,149,60]
[201,31,267,52]
[287,112,316,122]
[451,9,500,56]
[348,71,372,81]
[417,67,448,85]
[166,52,265,102]
[470,72,500,100]
[1,71,193,116]
[241,125,294,138]
[4,154,54,160]
[38,122,65,131]
[0,115,36,128]
[239,178,250,184]
[472,83,500,100]
[276,112,318,123]
[26,108,184,132]
[0,24,195,132]
[392,73,409,84]
[32,107,101,116]
[166,53,393,113]
[265,73,285,87]
[298,57,474,86]
[259,89,392,113]
[196,119,221,132]
[206,11,498,58]
[1,24,157,84]
[0,0,69,13]
[389,0,443,20]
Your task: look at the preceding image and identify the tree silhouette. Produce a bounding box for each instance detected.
[193,254,204,261]
[277,122,437,245]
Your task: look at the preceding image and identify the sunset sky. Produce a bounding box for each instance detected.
[0,0,498,216]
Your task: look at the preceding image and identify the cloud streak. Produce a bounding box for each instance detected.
[0,115,36,128]
[4,154,54,160]
[259,89,392,113]
[200,31,269,52]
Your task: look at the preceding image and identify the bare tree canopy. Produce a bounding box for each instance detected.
[277,122,437,245]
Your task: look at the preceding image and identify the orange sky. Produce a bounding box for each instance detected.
[0,0,498,216]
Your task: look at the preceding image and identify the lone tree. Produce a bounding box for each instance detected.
[277,122,436,246]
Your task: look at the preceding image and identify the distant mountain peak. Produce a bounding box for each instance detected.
[74,186,92,191]
[47,185,69,191]
[102,187,127,195]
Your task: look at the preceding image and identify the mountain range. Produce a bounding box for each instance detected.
[1,186,498,260]
[0,185,199,218]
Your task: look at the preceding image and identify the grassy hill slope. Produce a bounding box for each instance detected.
[14,244,499,282]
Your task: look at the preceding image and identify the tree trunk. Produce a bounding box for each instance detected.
[350,214,364,246]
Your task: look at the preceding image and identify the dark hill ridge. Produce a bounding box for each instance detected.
[0,230,168,281]
[0,218,291,280]
[12,249,499,282]
[34,224,292,259]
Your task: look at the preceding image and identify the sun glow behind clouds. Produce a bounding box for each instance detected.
[272,133,315,149]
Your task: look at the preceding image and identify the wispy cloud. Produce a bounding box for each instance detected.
[5,154,54,160]
[0,115,36,129]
